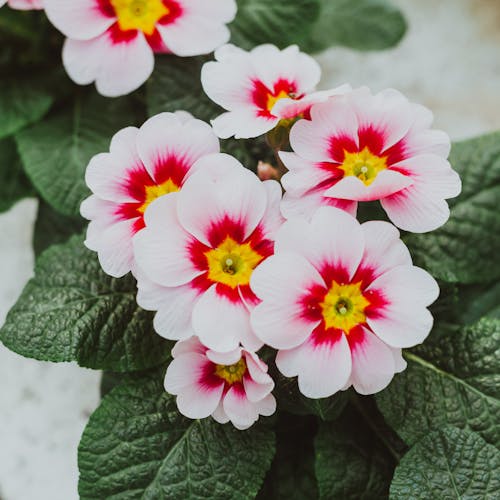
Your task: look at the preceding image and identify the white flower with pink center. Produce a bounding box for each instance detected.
[81,111,219,278]
[165,337,276,430]
[43,0,237,97]
[133,154,284,351]
[201,44,347,139]
[0,0,43,9]
[280,87,462,233]
[250,207,439,398]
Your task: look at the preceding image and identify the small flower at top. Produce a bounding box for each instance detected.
[164,337,276,430]
[133,154,284,352]
[280,87,462,233]
[0,0,43,9]
[250,207,439,398]
[201,43,348,139]
[81,111,219,278]
[43,0,237,96]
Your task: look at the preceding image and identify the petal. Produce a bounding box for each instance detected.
[44,0,114,40]
[211,401,230,424]
[276,332,352,398]
[243,375,274,403]
[258,180,285,240]
[133,194,202,287]
[206,348,243,365]
[211,109,278,139]
[323,169,413,202]
[136,112,219,183]
[348,326,398,395]
[171,337,207,357]
[192,285,261,352]
[164,352,207,393]
[62,31,154,97]
[177,159,267,246]
[176,382,224,419]
[222,385,259,429]
[275,207,365,281]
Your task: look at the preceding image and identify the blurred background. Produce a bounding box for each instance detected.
[1,0,499,498]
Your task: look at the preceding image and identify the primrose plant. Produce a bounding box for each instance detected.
[1,1,499,499]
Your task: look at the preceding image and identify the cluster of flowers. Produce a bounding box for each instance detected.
[81,43,461,430]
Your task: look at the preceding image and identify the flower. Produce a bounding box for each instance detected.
[201,44,347,139]
[0,0,43,9]
[164,337,276,430]
[44,0,237,97]
[250,207,439,398]
[81,111,219,278]
[280,87,462,233]
[133,154,284,351]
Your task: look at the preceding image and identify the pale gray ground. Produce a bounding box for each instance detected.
[0,0,499,498]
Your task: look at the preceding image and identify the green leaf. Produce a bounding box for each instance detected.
[0,78,53,140]
[406,132,500,284]
[147,55,221,122]
[302,0,407,53]
[0,137,33,213]
[16,92,137,216]
[230,0,320,49]
[33,199,86,256]
[257,413,318,499]
[315,404,395,499]
[376,318,500,447]
[390,426,500,499]
[0,234,171,372]
[79,376,275,499]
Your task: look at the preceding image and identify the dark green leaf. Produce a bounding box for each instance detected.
[0,234,171,372]
[406,132,500,284]
[16,92,137,216]
[33,199,86,256]
[315,404,395,499]
[376,318,500,447]
[390,426,500,499]
[302,0,407,53]
[79,376,275,499]
[230,0,320,49]
[257,413,318,499]
[0,78,53,140]
[0,137,33,213]
[147,55,221,122]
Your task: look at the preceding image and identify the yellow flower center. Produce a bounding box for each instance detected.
[137,178,179,214]
[205,237,264,289]
[111,0,169,35]
[321,281,370,333]
[214,358,247,384]
[266,90,290,112]
[339,147,388,185]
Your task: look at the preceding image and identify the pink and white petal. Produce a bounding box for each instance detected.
[258,180,285,240]
[222,385,259,429]
[391,347,407,373]
[381,185,452,233]
[178,161,267,246]
[133,195,202,287]
[244,352,272,384]
[192,285,257,352]
[323,170,413,202]
[211,401,230,424]
[136,112,219,182]
[279,152,334,195]
[151,285,199,341]
[276,333,352,399]
[404,129,451,159]
[87,218,136,278]
[171,337,207,357]
[290,98,360,162]
[187,152,243,180]
[80,195,121,235]
[176,382,225,419]
[256,393,277,417]
[158,9,233,57]
[281,189,358,220]
[63,32,154,97]
[180,0,237,24]
[349,327,398,395]
[211,109,278,139]
[44,0,114,40]
[164,352,208,393]
[8,0,44,9]
[206,348,243,366]
[243,376,274,403]
[358,221,411,280]
[109,126,141,167]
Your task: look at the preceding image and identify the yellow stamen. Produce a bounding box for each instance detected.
[339,147,388,185]
[111,0,169,35]
[266,90,290,112]
[137,178,179,214]
[214,358,247,384]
